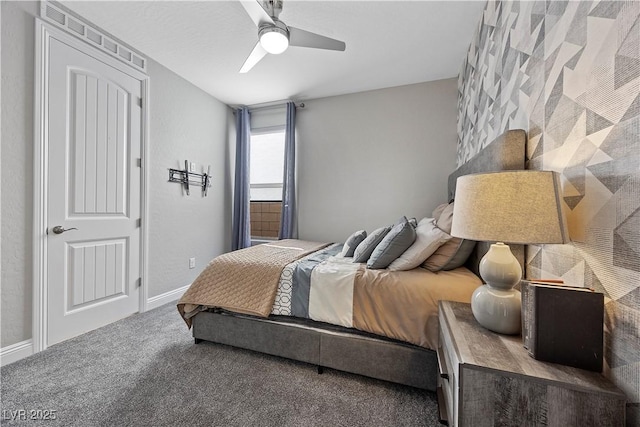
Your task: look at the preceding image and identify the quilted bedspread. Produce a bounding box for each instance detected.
[177,240,329,326]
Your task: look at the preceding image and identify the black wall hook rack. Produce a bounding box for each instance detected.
[168,160,211,196]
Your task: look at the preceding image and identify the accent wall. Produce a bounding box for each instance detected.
[457,1,639,423]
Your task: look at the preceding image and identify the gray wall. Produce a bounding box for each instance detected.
[0,0,3,350]
[0,1,231,347]
[146,61,231,298]
[296,80,458,243]
[1,1,38,348]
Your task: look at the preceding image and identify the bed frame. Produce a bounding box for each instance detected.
[193,129,526,391]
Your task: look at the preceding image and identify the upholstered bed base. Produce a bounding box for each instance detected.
[191,129,527,392]
[193,310,438,390]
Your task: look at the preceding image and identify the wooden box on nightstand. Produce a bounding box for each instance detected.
[436,301,626,427]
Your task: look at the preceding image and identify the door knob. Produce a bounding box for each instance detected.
[51,226,78,234]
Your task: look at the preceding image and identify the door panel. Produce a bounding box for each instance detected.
[67,239,127,310]
[69,70,129,217]
[47,36,142,346]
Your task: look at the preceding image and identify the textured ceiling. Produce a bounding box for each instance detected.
[61,1,486,106]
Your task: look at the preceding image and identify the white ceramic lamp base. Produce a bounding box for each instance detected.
[471,242,522,335]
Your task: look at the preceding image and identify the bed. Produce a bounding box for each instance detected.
[177,129,526,391]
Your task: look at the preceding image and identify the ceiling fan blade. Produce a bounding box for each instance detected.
[240,41,268,73]
[288,27,346,51]
[239,0,275,28]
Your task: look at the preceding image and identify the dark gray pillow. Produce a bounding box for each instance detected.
[340,230,367,257]
[353,227,391,263]
[367,217,417,269]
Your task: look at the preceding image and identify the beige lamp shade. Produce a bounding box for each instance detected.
[451,171,569,245]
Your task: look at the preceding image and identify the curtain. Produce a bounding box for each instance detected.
[279,102,297,239]
[232,107,251,250]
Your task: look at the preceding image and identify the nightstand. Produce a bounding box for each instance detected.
[436,300,626,427]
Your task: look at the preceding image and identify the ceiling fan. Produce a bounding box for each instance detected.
[238,0,346,73]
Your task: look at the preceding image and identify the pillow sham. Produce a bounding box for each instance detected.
[422,237,476,271]
[340,230,367,257]
[422,201,476,271]
[432,203,449,223]
[367,217,416,269]
[436,202,454,233]
[352,226,391,263]
[388,218,451,271]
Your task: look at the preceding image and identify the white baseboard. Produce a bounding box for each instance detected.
[1,339,34,366]
[146,284,191,311]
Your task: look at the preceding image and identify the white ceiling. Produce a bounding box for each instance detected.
[61,1,486,106]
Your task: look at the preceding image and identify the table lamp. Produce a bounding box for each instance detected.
[450,171,569,334]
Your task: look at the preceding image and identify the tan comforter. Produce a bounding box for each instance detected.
[299,254,481,349]
[352,266,482,349]
[177,240,329,326]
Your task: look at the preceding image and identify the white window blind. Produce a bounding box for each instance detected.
[250,129,285,201]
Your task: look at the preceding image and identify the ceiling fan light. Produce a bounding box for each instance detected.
[259,28,289,54]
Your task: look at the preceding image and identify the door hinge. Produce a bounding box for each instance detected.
[136,277,142,288]
[136,97,143,108]
[136,158,142,167]
[136,218,142,228]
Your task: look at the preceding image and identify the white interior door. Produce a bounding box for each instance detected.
[46,36,143,346]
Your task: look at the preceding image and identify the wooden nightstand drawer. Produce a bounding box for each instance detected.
[436,337,453,421]
[437,308,459,426]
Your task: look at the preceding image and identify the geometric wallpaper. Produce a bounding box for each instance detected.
[457,1,639,423]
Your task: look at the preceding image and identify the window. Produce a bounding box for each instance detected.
[250,129,285,201]
[248,106,286,240]
[250,128,285,239]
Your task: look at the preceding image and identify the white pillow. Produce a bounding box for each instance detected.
[388,218,452,271]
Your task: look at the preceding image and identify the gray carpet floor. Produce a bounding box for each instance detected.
[1,302,441,426]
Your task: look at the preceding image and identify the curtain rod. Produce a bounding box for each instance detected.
[230,100,306,112]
